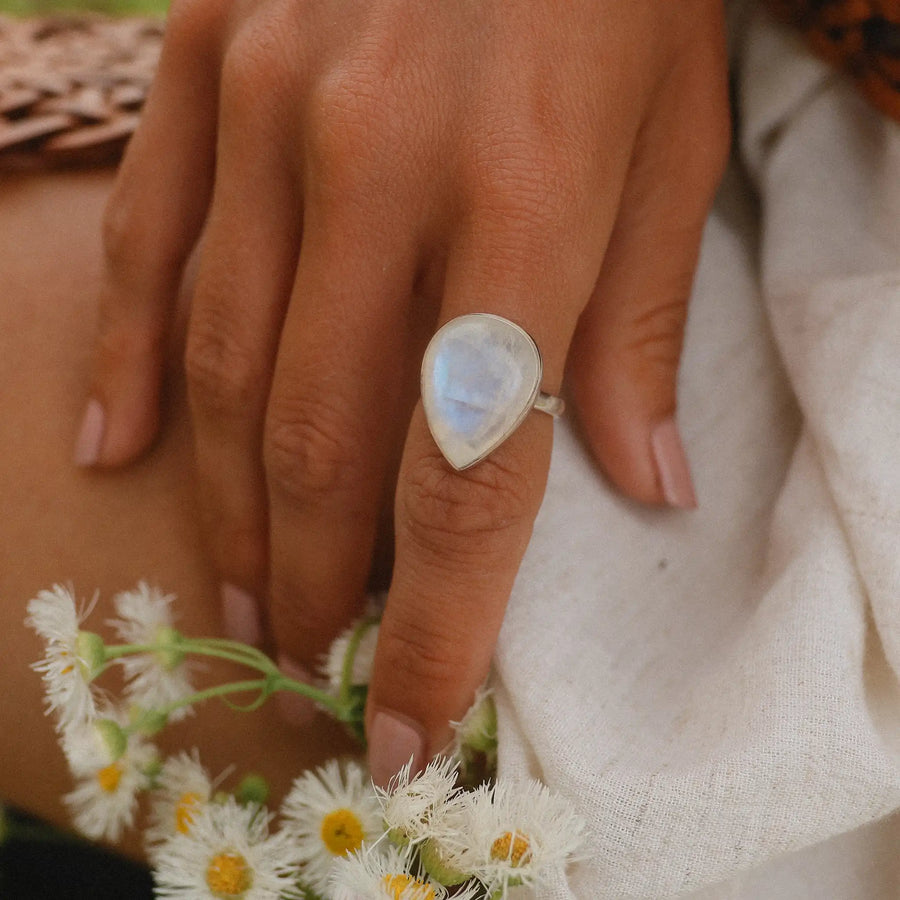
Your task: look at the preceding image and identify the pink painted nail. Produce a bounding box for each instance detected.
[73,399,105,467]
[220,583,263,646]
[276,655,318,728]
[650,417,698,509]
[368,710,426,789]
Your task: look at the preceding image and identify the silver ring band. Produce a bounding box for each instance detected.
[534,391,565,418]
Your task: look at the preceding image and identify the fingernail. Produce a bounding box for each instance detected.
[73,399,105,467]
[220,583,263,646]
[650,417,698,509]
[368,710,426,789]
[276,655,318,727]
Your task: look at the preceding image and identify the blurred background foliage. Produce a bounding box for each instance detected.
[0,0,167,13]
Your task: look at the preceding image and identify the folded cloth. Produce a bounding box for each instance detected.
[494,7,900,899]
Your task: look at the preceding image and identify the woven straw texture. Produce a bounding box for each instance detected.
[0,15,161,170]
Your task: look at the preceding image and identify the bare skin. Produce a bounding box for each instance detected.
[0,169,353,860]
[77,0,731,787]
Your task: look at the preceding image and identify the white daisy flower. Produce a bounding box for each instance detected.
[63,715,158,842]
[153,797,300,900]
[321,618,380,695]
[146,750,216,857]
[376,756,461,850]
[109,583,195,722]
[329,844,479,900]
[434,778,587,894]
[279,758,382,894]
[26,584,104,731]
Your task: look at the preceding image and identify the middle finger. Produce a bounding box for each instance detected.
[264,173,427,674]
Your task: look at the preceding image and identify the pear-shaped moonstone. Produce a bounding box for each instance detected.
[421,314,542,470]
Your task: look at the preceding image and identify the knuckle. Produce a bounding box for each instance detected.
[185,308,263,419]
[306,41,411,202]
[264,398,361,505]
[101,181,186,281]
[307,80,385,199]
[309,33,395,131]
[378,618,462,690]
[623,294,690,372]
[101,189,146,278]
[400,453,535,561]
[468,128,588,230]
[478,153,553,220]
[220,14,297,121]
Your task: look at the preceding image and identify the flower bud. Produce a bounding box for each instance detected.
[419,837,470,886]
[153,625,185,672]
[235,774,269,806]
[75,630,106,680]
[132,707,168,735]
[143,754,164,782]
[93,718,128,762]
[457,690,497,754]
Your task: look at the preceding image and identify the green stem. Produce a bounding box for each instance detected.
[135,675,344,726]
[103,636,348,721]
[122,679,273,731]
[103,639,276,674]
[184,637,277,669]
[339,618,376,710]
[276,675,343,717]
[178,640,278,673]
[171,679,270,708]
[102,642,157,659]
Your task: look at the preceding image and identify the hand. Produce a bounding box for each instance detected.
[75,0,730,785]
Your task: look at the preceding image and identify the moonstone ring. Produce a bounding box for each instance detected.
[420,313,565,470]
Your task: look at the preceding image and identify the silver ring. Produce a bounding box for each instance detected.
[420,313,565,470]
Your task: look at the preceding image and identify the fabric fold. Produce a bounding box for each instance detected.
[495,7,900,897]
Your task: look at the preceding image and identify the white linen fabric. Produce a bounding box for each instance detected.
[494,6,900,898]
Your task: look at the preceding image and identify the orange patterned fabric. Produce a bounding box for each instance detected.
[766,0,900,120]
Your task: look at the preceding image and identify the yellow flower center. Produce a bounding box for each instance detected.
[490,830,533,867]
[381,874,436,900]
[97,763,122,794]
[205,851,252,898]
[320,808,365,855]
[175,791,203,835]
